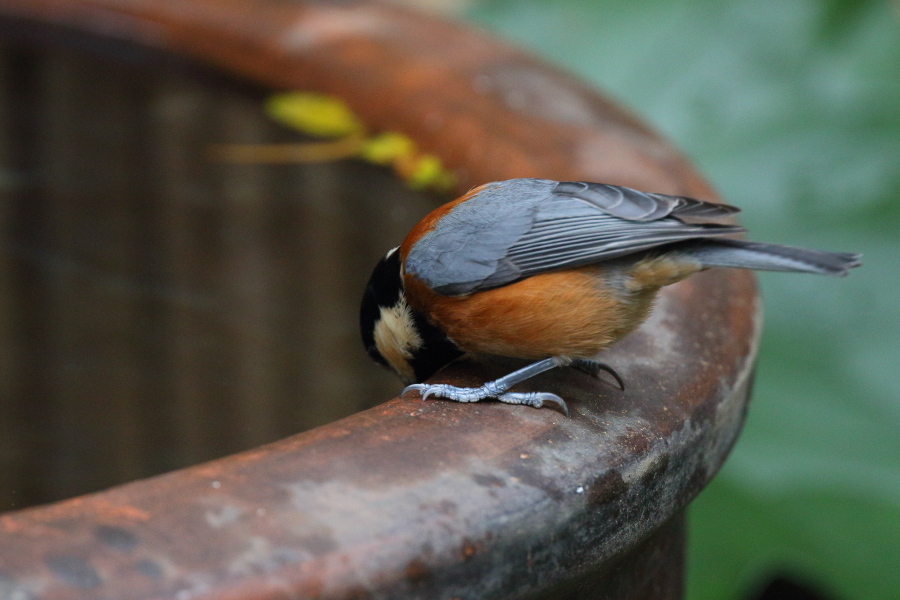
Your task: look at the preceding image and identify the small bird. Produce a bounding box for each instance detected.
[360,179,860,415]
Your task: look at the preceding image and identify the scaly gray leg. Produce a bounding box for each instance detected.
[402,357,569,415]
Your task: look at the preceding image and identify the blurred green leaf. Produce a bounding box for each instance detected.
[466,0,900,598]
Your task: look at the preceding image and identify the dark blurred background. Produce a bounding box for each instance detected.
[447,0,898,598]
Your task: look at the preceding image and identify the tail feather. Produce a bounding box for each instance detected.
[680,239,862,276]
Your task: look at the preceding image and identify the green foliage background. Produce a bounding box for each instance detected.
[464,1,900,598]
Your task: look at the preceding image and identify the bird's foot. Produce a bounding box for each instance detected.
[497,391,569,416]
[402,383,568,416]
[571,359,625,390]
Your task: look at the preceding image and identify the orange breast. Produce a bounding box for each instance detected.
[404,266,656,360]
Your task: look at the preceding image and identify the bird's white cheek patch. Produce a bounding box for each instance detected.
[373,299,423,383]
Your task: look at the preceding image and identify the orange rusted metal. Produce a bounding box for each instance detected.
[0,1,758,598]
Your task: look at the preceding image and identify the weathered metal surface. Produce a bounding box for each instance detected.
[0,1,759,599]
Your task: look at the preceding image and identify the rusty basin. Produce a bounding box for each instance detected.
[0,1,759,599]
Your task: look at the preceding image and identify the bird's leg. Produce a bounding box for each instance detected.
[571,359,625,391]
[402,357,570,415]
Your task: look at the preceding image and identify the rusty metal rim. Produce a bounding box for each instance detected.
[0,1,759,599]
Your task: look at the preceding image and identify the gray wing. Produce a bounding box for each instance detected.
[552,180,740,222]
[404,179,744,296]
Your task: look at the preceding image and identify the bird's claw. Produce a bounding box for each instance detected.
[572,359,625,391]
[402,383,486,403]
[401,383,569,416]
[499,391,569,417]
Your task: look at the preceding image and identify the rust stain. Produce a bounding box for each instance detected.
[460,539,483,561]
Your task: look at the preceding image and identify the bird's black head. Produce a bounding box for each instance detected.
[360,247,463,384]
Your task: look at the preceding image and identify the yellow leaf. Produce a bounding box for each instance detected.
[406,155,456,191]
[360,132,416,165]
[265,92,364,138]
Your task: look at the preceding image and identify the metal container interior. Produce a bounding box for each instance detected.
[0,41,439,511]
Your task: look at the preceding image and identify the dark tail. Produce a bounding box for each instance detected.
[681,239,861,276]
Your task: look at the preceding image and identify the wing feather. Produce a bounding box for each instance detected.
[404,179,744,296]
[552,180,740,222]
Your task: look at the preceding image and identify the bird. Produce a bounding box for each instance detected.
[360,178,860,416]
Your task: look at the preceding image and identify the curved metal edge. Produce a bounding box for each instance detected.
[0,1,760,599]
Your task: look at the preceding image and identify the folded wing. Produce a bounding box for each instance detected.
[405,179,745,296]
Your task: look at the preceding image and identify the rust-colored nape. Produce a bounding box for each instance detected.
[399,183,490,262]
